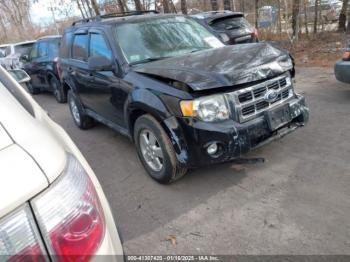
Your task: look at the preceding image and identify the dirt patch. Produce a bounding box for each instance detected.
[268,32,349,68]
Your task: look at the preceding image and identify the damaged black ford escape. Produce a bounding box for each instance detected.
[59,11,309,184]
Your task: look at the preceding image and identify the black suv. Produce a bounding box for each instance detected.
[60,12,309,184]
[191,11,258,45]
[23,36,66,103]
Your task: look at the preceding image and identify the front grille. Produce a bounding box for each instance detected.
[227,74,294,122]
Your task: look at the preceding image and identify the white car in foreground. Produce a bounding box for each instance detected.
[0,66,123,260]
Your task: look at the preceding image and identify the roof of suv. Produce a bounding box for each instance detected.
[37,35,61,41]
[69,12,181,29]
[191,11,244,22]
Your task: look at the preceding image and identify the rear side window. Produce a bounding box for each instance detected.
[89,33,112,60]
[210,17,252,31]
[72,34,88,61]
[60,32,73,59]
[30,43,38,60]
[48,38,60,58]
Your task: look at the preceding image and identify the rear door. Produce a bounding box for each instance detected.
[25,41,50,88]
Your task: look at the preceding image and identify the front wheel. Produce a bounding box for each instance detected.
[68,90,94,130]
[134,114,187,184]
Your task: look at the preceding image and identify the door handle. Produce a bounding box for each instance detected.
[87,73,95,82]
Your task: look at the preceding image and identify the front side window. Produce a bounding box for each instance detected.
[89,33,112,61]
[72,34,88,61]
[115,16,224,65]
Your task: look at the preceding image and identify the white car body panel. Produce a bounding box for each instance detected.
[0,82,66,183]
[0,66,123,258]
[0,145,48,218]
[0,124,12,150]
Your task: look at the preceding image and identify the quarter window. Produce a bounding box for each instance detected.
[72,34,88,61]
[89,33,112,61]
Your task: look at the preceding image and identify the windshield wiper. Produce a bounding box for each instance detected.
[130,56,171,66]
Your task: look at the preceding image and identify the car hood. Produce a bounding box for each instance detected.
[134,43,293,91]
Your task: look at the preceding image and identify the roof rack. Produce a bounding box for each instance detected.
[72,10,159,26]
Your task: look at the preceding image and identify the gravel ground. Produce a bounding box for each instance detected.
[34,67,350,255]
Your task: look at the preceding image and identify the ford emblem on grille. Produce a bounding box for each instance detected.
[264,90,279,103]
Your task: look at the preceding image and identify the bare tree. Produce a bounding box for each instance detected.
[210,0,218,11]
[181,0,187,14]
[223,0,232,10]
[303,0,309,36]
[90,0,100,15]
[292,0,301,40]
[255,0,259,28]
[76,0,86,18]
[313,0,319,34]
[278,0,282,37]
[338,0,348,31]
[134,0,143,11]
[163,0,170,13]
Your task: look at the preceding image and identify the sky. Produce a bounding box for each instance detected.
[30,0,80,25]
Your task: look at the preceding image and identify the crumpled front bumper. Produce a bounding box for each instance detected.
[170,95,309,168]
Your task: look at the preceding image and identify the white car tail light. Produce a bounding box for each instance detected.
[32,155,105,260]
[0,205,47,261]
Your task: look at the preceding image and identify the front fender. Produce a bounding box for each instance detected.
[162,116,190,166]
[126,88,171,128]
[126,89,190,166]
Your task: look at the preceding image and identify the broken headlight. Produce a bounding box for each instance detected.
[180,95,230,122]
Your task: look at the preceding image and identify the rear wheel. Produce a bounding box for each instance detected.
[68,90,94,130]
[50,76,66,103]
[134,114,187,184]
[26,81,40,95]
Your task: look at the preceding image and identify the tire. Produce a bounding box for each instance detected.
[26,81,40,95]
[50,76,66,103]
[134,114,187,184]
[67,90,94,130]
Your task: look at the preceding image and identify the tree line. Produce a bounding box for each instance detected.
[0,0,349,44]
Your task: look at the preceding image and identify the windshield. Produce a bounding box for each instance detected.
[115,16,224,65]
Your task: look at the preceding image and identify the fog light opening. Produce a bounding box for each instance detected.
[207,143,218,156]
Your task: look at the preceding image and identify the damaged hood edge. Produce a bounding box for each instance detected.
[134,43,293,91]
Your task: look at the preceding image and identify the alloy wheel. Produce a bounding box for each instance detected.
[139,129,164,172]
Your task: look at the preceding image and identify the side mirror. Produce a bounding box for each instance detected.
[88,56,113,71]
[20,54,29,62]
[7,69,31,84]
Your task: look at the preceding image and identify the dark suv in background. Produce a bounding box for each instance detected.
[59,11,309,184]
[191,10,258,45]
[22,35,66,103]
